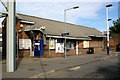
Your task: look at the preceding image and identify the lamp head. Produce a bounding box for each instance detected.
[106,4,112,7]
[73,6,79,9]
[108,19,112,21]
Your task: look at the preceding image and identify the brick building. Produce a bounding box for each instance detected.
[2,13,105,58]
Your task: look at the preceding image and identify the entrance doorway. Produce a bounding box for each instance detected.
[34,39,44,56]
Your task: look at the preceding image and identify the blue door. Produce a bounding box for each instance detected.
[34,40,44,56]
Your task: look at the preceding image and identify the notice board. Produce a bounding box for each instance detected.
[19,39,31,49]
[83,41,89,48]
[56,43,64,53]
[49,39,55,49]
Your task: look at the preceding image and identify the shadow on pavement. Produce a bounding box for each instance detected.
[93,64,119,78]
[16,57,23,70]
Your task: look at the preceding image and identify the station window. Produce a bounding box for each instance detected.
[66,41,74,49]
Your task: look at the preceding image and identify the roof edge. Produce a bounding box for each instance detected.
[46,35,91,40]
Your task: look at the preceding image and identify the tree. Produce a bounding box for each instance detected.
[110,18,120,34]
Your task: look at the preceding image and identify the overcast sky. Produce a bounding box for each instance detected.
[0,0,119,32]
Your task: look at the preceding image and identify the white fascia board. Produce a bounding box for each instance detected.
[89,35,106,38]
[0,34,2,36]
[46,35,91,40]
[20,20,35,24]
[33,28,40,30]
[89,35,95,37]
[24,30,31,32]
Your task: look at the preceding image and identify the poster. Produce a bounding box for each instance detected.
[49,39,55,49]
[83,41,89,48]
[56,43,64,53]
[19,39,31,49]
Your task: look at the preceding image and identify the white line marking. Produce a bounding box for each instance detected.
[69,66,81,70]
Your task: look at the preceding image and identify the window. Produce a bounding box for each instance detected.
[19,39,31,49]
[66,41,74,49]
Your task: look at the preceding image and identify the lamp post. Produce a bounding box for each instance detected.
[106,4,112,55]
[0,0,16,72]
[64,6,79,58]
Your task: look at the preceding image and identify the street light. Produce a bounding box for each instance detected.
[64,6,79,58]
[106,4,112,55]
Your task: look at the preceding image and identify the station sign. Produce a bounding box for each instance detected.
[60,33,70,36]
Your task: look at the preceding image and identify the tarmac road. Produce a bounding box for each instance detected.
[44,54,119,78]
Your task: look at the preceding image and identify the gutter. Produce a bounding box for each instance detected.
[20,20,35,24]
[89,35,106,38]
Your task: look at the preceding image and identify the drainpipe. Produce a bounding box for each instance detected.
[49,37,51,58]
[17,31,19,58]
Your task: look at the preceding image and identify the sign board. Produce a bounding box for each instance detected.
[56,43,64,53]
[83,41,89,48]
[60,33,70,36]
[19,39,31,49]
[35,43,40,45]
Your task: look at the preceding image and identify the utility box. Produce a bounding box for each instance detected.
[87,47,94,54]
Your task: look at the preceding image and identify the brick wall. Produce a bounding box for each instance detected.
[19,50,30,58]
[78,49,89,54]
[109,33,120,50]
[0,28,2,33]
[89,37,103,53]
[104,33,120,50]
[16,21,31,58]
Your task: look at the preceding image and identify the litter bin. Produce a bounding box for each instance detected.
[87,47,94,54]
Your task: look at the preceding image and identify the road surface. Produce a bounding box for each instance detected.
[41,54,119,78]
